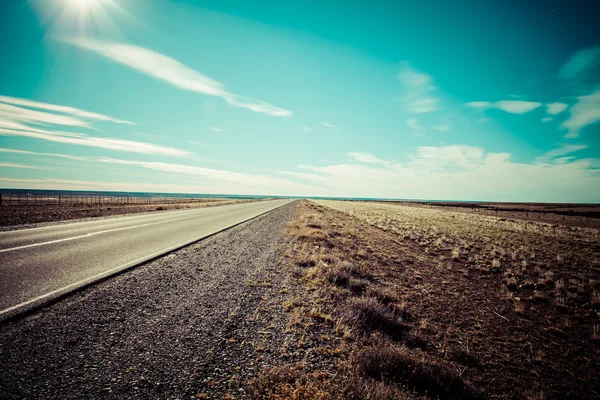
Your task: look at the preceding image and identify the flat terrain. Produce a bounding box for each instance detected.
[0,199,292,319]
[390,201,600,229]
[1,199,598,399]
[278,200,600,399]
[0,201,300,399]
[0,198,257,229]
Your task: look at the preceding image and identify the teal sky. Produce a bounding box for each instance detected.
[0,0,599,202]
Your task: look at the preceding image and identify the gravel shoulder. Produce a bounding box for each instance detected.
[0,201,298,400]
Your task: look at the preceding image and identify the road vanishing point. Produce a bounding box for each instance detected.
[0,199,294,320]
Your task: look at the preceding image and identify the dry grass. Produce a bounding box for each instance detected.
[254,199,600,399]
[342,297,408,339]
[353,345,480,399]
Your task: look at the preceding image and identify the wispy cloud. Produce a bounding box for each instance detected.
[541,117,553,123]
[301,126,312,132]
[466,100,542,114]
[546,102,568,115]
[558,47,600,81]
[406,118,423,131]
[321,121,338,129]
[0,95,188,156]
[64,38,292,117]
[535,143,587,163]
[0,148,319,195]
[0,95,133,125]
[347,152,391,165]
[0,163,36,169]
[396,62,439,113]
[432,124,451,131]
[188,141,209,147]
[0,127,189,156]
[560,89,600,138]
[208,127,226,133]
[132,132,169,140]
[0,148,87,161]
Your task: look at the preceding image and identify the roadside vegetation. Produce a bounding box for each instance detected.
[247,200,600,399]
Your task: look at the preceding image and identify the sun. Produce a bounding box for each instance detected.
[31,0,133,37]
[69,0,100,9]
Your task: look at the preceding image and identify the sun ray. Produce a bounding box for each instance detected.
[30,0,138,39]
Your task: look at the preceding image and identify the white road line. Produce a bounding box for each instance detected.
[0,215,193,253]
[0,200,292,319]
[0,242,182,317]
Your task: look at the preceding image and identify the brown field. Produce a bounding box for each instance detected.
[378,201,600,229]
[249,200,600,399]
[0,198,259,228]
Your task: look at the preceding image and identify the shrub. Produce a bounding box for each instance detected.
[353,345,480,399]
[342,297,408,339]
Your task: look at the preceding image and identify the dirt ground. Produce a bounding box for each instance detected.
[391,201,600,229]
[2,199,598,399]
[275,200,600,399]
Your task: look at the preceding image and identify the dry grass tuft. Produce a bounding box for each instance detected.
[342,297,408,339]
[246,365,334,400]
[353,345,480,399]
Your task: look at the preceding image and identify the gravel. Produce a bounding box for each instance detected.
[0,200,299,399]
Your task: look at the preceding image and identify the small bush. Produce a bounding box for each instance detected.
[342,297,408,339]
[348,278,370,294]
[367,287,399,305]
[353,345,480,399]
[327,268,351,287]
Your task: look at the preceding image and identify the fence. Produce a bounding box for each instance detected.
[0,193,215,206]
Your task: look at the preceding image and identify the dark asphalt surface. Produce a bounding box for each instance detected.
[0,199,292,317]
[0,200,301,400]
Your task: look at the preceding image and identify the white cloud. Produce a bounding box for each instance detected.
[560,89,600,138]
[188,141,208,146]
[208,127,226,133]
[0,103,92,128]
[347,152,390,165]
[541,117,553,123]
[0,163,36,169]
[466,100,542,114]
[321,121,337,129]
[535,143,587,163]
[278,145,600,202]
[558,47,600,81]
[397,62,433,87]
[301,126,312,132]
[433,124,451,131]
[0,127,189,156]
[0,148,87,161]
[132,133,169,139]
[64,38,291,117]
[0,95,133,125]
[397,62,440,113]
[546,102,568,115]
[0,95,188,156]
[406,118,423,131]
[0,148,320,195]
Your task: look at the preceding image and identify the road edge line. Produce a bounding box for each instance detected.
[0,199,296,324]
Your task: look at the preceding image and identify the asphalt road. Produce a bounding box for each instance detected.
[0,198,293,318]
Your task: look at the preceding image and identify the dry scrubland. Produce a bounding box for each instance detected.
[0,198,258,228]
[250,200,600,399]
